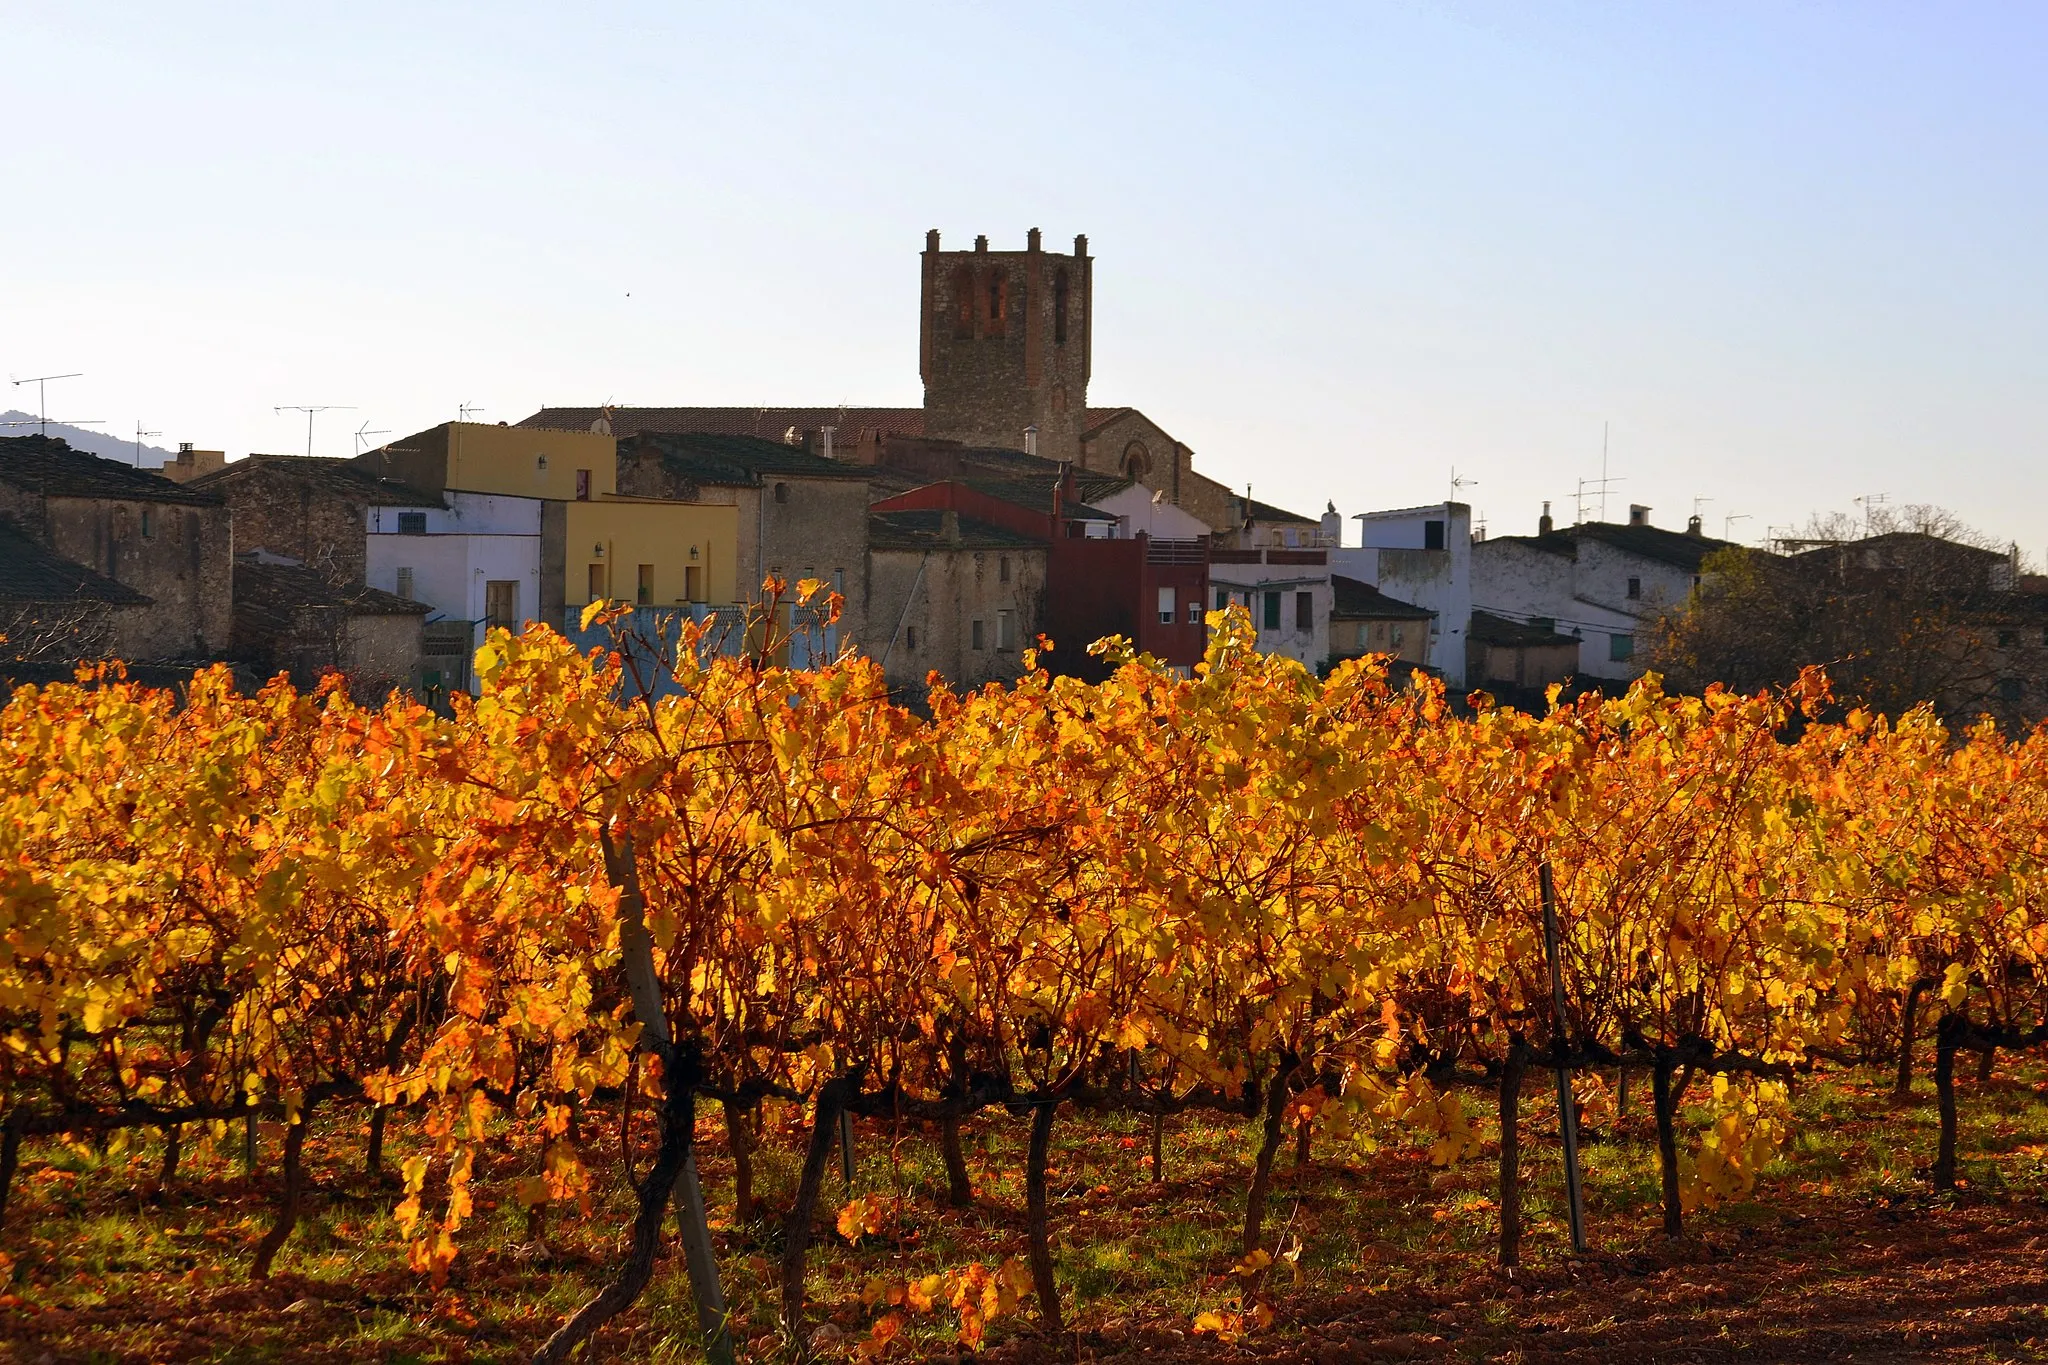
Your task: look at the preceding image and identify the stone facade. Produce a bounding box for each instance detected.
[191,455,444,582]
[865,510,1047,698]
[0,435,232,661]
[920,229,1093,465]
[1076,408,1238,533]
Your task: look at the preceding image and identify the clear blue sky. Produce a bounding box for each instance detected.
[5,3,2044,552]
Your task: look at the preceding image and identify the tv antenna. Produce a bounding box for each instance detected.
[275,405,354,458]
[354,421,390,454]
[458,401,486,422]
[0,416,103,431]
[1449,466,1478,503]
[132,422,161,467]
[1853,492,1889,536]
[1723,512,1750,542]
[10,372,83,436]
[1573,421,1623,523]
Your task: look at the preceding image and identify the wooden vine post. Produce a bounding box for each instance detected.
[1538,863,1588,1253]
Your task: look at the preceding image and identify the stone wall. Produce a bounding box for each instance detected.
[865,542,1047,697]
[40,495,233,659]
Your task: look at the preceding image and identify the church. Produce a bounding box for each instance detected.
[520,229,1243,535]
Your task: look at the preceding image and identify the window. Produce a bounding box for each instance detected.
[1424,519,1446,551]
[953,265,975,338]
[2000,677,2024,704]
[485,579,518,629]
[1283,528,1299,547]
[906,626,919,650]
[1216,588,1229,611]
[972,618,986,650]
[575,469,592,501]
[1626,576,1642,601]
[1187,601,1203,624]
[395,567,415,600]
[1122,441,1151,481]
[1296,592,1313,630]
[986,273,1008,336]
[774,482,790,504]
[1531,617,1555,632]
[999,555,1010,583]
[1263,591,1282,631]
[1392,625,1405,647]
[588,563,606,601]
[1053,267,1070,345]
[997,609,1016,650]
[637,564,654,606]
[398,511,427,535]
[1609,633,1635,663]
[140,507,154,539]
[685,566,704,602]
[537,455,549,471]
[1158,586,1176,624]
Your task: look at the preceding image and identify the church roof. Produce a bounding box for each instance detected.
[519,406,925,446]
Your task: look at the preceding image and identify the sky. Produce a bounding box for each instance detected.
[4,2,2045,553]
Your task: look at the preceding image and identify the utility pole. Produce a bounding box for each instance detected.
[11,373,82,435]
[275,405,354,458]
[133,422,161,467]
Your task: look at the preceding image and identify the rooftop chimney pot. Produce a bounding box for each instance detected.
[1628,503,1651,527]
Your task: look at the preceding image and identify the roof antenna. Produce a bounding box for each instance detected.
[354,421,390,454]
[1450,466,1478,504]
[458,402,486,422]
[133,422,161,467]
[10,372,83,436]
[1723,512,1750,542]
[275,405,354,457]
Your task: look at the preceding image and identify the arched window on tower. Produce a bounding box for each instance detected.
[986,272,1008,338]
[1122,441,1152,482]
[953,266,974,338]
[1053,267,1070,346]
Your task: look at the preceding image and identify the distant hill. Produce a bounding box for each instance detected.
[0,412,177,469]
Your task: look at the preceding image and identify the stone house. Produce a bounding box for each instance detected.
[0,434,231,661]
[1467,610,1583,706]
[230,550,428,697]
[1471,505,1730,683]
[613,431,872,654]
[866,509,1047,698]
[0,521,154,667]
[188,453,444,582]
[1329,575,1435,671]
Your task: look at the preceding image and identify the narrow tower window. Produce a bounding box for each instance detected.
[986,273,1008,337]
[953,265,974,338]
[1053,267,1070,345]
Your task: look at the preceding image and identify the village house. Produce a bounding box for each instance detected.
[0,434,232,663]
[1328,574,1435,673]
[1470,504,1731,683]
[1329,501,1474,688]
[866,508,1048,696]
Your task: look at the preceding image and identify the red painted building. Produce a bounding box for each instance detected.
[870,467,1208,677]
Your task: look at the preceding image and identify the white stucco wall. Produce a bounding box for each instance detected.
[1091,484,1213,541]
[1328,503,1473,686]
[1208,556,1332,670]
[365,491,543,656]
[1469,537,1657,682]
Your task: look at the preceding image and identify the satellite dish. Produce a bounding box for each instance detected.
[590,417,612,436]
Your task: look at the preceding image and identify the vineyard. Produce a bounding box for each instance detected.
[4,594,2048,1362]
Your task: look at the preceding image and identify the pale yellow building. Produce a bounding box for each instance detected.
[361,422,739,629]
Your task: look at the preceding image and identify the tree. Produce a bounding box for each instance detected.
[1645,506,2034,729]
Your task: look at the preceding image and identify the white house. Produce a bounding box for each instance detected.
[1469,504,1730,683]
[1328,501,1473,688]
[1208,496,1332,670]
[1088,483,1214,542]
[364,490,544,683]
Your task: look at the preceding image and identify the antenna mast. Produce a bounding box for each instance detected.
[10,373,82,436]
[133,422,161,467]
[275,405,354,458]
[354,422,390,454]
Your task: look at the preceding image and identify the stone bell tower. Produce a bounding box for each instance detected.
[918,227,1091,464]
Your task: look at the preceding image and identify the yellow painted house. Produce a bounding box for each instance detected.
[363,422,739,626]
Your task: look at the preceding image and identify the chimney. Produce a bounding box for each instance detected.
[1024,424,1039,457]
[1539,500,1554,535]
[1027,227,1042,251]
[820,425,835,461]
[941,508,961,546]
[1686,514,1703,537]
[1628,504,1651,527]
[1073,233,1088,257]
[925,228,940,252]
[974,233,989,253]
